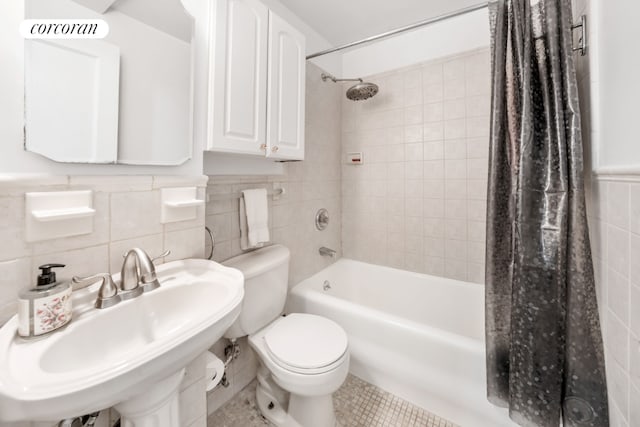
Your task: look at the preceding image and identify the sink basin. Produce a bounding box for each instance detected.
[0,259,244,423]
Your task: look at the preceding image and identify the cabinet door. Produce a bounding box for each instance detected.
[208,0,268,155]
[266,10,306,160]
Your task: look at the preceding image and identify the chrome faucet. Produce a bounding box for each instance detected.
[72,248,169,309]
[120,248,170,298]
[319,247,337,258]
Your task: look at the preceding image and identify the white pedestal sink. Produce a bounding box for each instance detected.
[0,259,244,425]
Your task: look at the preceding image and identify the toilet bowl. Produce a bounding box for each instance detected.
[222,245,349,427]
[249,313,349,427]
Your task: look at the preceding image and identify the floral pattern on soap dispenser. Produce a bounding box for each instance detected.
[36,292,72,333]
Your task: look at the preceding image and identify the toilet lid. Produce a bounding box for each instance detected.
[264,313,348,372]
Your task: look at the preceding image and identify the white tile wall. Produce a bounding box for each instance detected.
[588,179,640,427]
[0,174,208,426]
[341,48,490,284]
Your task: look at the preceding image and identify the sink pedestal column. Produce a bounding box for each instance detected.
[115,369,185,427]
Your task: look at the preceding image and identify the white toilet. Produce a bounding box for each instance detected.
[223,245,349,427]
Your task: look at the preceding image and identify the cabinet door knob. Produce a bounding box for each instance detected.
[259,144,267,151]
[271,146,279,152]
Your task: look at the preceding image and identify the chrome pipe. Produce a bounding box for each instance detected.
[306,2,489,60]
[321,73,362,83]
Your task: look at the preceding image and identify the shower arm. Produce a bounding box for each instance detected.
[321,73,363,84]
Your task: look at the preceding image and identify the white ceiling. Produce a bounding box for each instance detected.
[278,0,484,48]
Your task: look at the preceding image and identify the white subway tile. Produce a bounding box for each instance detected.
[445,180,467,199]
[467,262,485,284]
[405,180,423,198]
[608,268,630,326]
[607,309,630,369]
[110,191,163,241]
[404,125,423,143]
[444,78,466,100]
[444,99,466,120]
[424,141,444,160]
[445,159,467,180]
[405,198,423,217]
[446,199,467,219]
[445,258,467,281]
[445,219,466,240]
[608,360,629,422]
[630,336,640,389]
[630,184,640,234]
[467,158,489,180]
[466,72,491,96]
[423,199,445,219]
[423,161,445,180]
[444,119,466,140]
[608,225,630,277]
[468,200,487,221]
[424,103,444,123]
[423,122,444,141]
[424,218,445,238]
[424,83,444,103]
[423,180,445,199]
[630,285,640,339]
[424,256,445,276]
[404,106,423,125]
[405,143,424,161]
[466,96,491,117]
[467,137,490,159]
[0,197,32,262]
[608,182,630,231]
[444,140,467,160]
[404,68,423,89]
[387,145,405,163]
[422,64,443,85]
[444,58,466,81]
[424,238,445,257]
[405,87,423,107]
[468,220,487,242]
[405,162,424,180]
[165,227,205,262]
[465,116,489,139]
[0,258,31,323]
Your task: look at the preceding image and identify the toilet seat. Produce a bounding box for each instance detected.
[264,314,348,375]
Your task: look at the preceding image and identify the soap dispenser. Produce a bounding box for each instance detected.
[18,264,73,338]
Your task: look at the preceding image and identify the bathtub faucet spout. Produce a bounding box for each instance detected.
[319,247,337,258]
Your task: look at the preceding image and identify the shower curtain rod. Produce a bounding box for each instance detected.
[305,2,490,60]
[307,3,588,60]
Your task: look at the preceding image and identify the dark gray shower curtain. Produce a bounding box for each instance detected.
[485,1,608,426]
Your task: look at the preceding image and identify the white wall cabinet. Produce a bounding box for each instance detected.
[208,0,305,161]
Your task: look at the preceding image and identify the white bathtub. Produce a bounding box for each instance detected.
[286,259,516,427]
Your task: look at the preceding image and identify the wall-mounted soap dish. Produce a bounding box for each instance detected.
[161,187,204,223]
[26,190,95,242]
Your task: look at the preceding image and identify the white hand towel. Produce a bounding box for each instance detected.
[239,188,270,250]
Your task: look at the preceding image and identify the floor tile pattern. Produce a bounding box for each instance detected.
[208,374,457,427]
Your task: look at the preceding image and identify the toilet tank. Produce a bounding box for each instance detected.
[222,245,290,339]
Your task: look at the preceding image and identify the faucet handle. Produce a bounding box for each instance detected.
[72,273,120,309]
[151,250,171,263]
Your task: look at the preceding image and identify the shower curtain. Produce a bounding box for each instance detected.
[485,1,608,426]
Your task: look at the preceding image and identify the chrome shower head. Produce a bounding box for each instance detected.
[321,73,379,101]
[346,81,379,101]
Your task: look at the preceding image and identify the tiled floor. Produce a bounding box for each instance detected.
[208,374,457,427]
